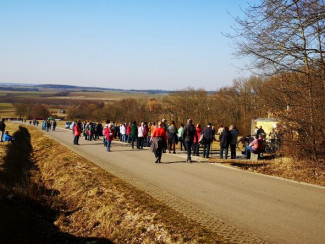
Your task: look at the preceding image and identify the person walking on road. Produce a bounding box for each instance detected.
[126,122,131,143]
[120,123,126,142]
[52,120,57,131]
[104,124,114,152]
[103,120,110,147]
[167,120,177,154]
[183,119,197,163]
[137,122,145,149]
[201,123,214,158]
[73,121,82,145]
[46,120,51,132]
[130,121,138,149]
[177,123,185,151]
[42,120,46,130]
[193,124,202,156]
[219,127,231,159]
[229,125,239,159]
[151,121,167,163]
[70,121,76,134]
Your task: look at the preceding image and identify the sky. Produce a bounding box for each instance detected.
[0,0,257,90]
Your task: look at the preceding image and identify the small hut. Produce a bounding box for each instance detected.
[251,118,278,137]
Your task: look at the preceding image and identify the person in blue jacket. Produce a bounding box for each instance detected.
[3,131,15,142]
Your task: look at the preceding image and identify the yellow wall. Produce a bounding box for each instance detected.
[251,119,278,139]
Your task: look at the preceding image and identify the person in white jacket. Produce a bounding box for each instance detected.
[120,123,126,142]
[137,122,145,149]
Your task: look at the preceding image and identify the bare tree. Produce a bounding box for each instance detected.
[162,88,210,126]
[228,0,325,161]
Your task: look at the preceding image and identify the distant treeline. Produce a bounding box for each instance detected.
[65,73,324,162]
[0,87,39,92]
[0,83,173,94]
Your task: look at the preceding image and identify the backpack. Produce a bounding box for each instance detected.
[168,125,177,134]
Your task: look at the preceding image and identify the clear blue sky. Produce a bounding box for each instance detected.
[0,0,256,90]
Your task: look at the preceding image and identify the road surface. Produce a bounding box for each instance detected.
[32,125,325,243]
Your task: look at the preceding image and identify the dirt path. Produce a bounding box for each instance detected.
[30,125,325,244]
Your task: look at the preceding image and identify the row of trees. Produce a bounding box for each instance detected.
[14,103,50,119]
[65,70,324,161]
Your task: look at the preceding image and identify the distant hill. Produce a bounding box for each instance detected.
[0,83,172,94]
[0,86,39,92]
[37,84,80,89]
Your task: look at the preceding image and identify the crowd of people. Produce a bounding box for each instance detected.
[1,116,281,161]
[40,120,57,132]
[69,119,246,163]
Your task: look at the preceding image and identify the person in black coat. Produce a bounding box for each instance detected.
[182,119,197,163]
[219,126,231,159]
[0,118,6,142]
[201,123,214,158]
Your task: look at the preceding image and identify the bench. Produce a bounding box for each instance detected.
[250,152,260,161]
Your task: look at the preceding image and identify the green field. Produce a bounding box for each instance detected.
[56,91,164,101]
[0,91,56,98]
[0,90,164,101]
[0,103,15,117]
[0,89,166,119]
[0,103,14,110]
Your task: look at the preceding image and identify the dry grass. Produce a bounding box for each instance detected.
[210,157,325,186]
[1,123,224,243]
[45,91,164,102]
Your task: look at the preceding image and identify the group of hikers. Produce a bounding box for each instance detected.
[2,117,280,161]
[69,118,251,163]
[28,118,57,132]
[39,120,57,132]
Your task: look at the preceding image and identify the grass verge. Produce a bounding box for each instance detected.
[0,123,224,243]
[210,157,325,187]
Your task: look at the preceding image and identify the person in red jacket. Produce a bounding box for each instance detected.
[73,121,82,145]
[245,134,263,159]
[126,122,131,143]
[193,124,202,156]
[104,124,114,152]
[151,121,167,163]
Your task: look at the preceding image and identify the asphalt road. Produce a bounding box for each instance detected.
[37,126,325,243]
